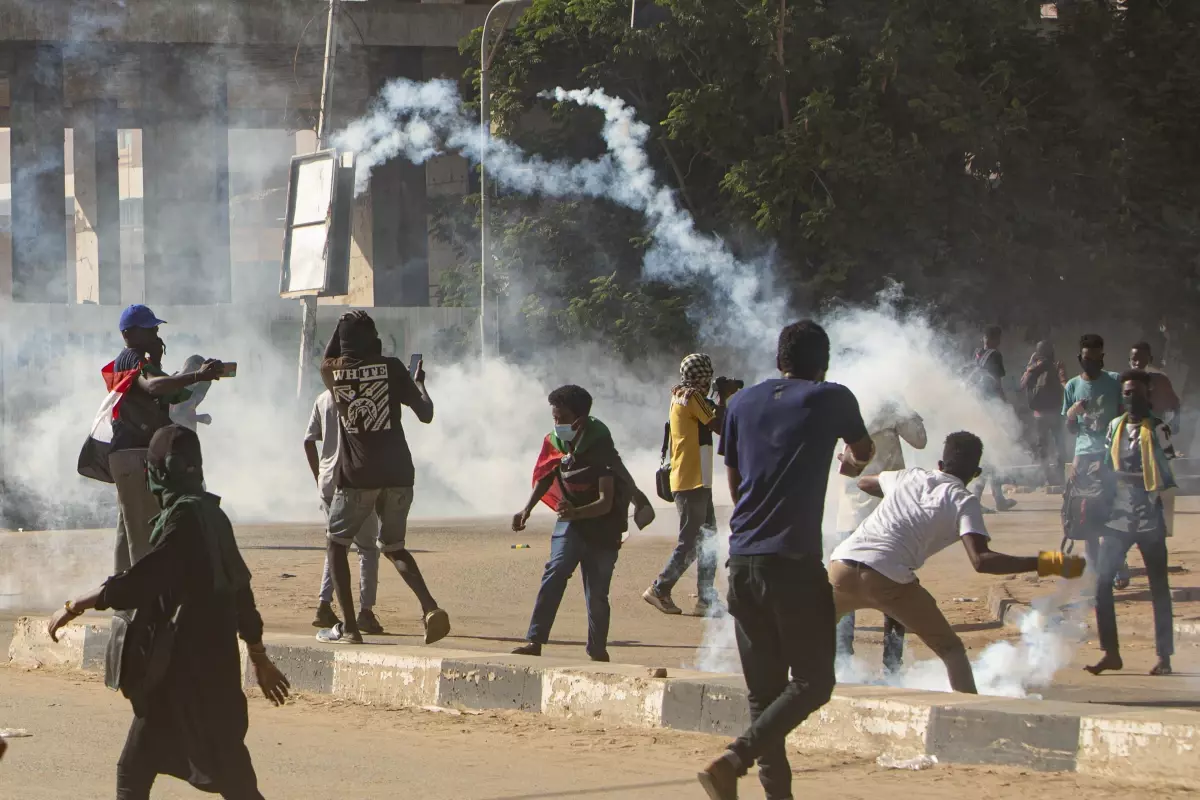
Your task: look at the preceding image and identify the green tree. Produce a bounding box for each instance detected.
[439,0,1200,356]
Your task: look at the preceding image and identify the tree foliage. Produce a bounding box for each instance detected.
[439,0,1200,358]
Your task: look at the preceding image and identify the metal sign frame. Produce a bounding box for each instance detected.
[279,149,342,298]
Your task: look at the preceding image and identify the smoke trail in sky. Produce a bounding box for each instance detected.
[335,80,786,350]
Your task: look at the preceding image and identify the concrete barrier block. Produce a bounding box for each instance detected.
[698,677,751,737]
[541,665,667,728]
[8,614,99,669]
[80,623,112,672]
[332,650,441,708]
[252,644,335,695]
[1077,708,1200,788]
[790,687,939,758]
[437,658,543,711]
[927,698,1081,770]
[661,678,705,732]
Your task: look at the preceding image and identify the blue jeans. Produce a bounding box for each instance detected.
[653,487,718,603]
[524,522,619,656]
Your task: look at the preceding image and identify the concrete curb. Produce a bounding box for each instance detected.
[8,617,1200,787]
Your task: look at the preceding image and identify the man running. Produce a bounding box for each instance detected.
[698,321,874,800]
[830,431,1086,694]
[317,311,449,645]
[305,388,383,634]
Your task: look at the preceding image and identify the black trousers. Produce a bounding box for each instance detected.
[727,554,836,800]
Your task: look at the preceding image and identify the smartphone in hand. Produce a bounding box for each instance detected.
[408,353,423,380]
[220,362,238,378]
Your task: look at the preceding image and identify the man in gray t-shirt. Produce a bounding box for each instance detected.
[304,390,382,633]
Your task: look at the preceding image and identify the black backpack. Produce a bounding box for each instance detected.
[963,349,1002,396]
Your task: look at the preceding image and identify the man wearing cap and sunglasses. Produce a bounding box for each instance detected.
[110,304,224,572]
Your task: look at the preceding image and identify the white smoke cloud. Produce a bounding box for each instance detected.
[4,68,1059,696]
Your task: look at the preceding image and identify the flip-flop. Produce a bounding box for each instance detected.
[424,608,451,645]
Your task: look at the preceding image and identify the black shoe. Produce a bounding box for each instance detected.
[512,641,542,656]
[995,497,1017,512]
[312,602,340,629]
[356,609,384,635]
[587,649,610,662]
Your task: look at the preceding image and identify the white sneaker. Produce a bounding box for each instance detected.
[316,622,363,644]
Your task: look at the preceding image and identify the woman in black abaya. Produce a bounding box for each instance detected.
[49,425,290,799]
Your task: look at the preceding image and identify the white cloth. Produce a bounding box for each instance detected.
[831,467,989,585]
[305,391,342,500]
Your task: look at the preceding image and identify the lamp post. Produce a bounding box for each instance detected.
[296,0,342,399]
[479,0,530,363]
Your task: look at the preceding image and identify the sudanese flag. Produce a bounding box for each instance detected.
[76,360,142,484]
[529,418,615,511]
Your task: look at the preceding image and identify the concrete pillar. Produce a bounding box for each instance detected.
[369,47,430,307]
[9,45,67,303]
[72,100,122,305]
[141,46,231,305]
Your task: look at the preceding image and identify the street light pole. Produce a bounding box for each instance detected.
[479,0,528,363]
[297,0,340,400]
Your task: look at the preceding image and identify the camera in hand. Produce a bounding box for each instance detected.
[714,376,745,396]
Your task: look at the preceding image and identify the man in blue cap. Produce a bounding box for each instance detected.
[110,304,223,572]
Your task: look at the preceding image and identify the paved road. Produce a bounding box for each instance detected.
[3,493,1198,709]
[0,667,1194,800]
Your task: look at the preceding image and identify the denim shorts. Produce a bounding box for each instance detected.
[327,486,413,554]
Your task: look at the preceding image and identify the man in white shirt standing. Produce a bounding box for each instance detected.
[832,403,926,674]
[830,431,1086,693]
[304,390,383,634]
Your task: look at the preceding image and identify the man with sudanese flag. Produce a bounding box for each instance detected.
[511,385,648,662]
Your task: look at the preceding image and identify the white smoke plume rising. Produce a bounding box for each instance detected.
[335,80,786,350]
[5,69,1062,698]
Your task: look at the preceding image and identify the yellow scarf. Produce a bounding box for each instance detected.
[1110,415,1162,492]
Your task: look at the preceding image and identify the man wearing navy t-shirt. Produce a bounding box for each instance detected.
[698,321,874,800]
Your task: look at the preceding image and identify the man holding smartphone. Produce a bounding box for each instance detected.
[316,311,449,645]
[109,305,224,572]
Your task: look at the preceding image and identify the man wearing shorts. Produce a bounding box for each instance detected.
[316,311,449,645]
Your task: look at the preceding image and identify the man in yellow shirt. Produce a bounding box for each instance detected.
[644,354,735,616]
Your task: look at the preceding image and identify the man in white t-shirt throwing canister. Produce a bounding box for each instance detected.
[830,431,1086,693]
[304,389,383,634]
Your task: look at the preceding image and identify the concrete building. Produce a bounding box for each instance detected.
[0,0,491,309]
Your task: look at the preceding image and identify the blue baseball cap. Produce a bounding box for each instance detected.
[118,304,167,332]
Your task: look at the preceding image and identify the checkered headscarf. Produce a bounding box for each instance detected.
[674,353,714,400]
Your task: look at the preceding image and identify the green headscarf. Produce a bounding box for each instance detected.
[146,425,251,595]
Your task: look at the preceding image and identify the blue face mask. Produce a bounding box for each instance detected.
[554,424,578,443]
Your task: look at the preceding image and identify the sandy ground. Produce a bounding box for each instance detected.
[4,491,1199,708]
[0,665,1196,800]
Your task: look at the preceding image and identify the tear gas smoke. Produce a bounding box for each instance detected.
[335,80,786,350]
[833,585,1087,698]
[3,72,1051,699]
